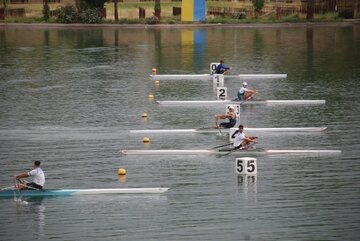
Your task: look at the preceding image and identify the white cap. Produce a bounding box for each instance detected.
[243,82,247,86]
[228,106,235,110]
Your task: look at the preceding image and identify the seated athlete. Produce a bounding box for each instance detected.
[215,60,231,74]
[231,124,258,149]
[15,160,45,190]
[237,82,257,101]
[215,106,237,128]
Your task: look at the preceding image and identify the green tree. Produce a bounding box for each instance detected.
[306,0,314,20]
[43,0,50,21]
[154,0,161,18]
[252,0,264,16]
[114,0,118,22]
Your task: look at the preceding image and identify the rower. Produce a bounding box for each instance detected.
[14,160,45,190]
[231,124,258,150]
[237,82,257,101]
[215,60,231,74]
[215,106,237,128]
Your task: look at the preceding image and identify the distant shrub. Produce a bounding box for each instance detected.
[283,14,301,22]
[165,16,180,24]
[316,12,340,21]
[79,8,102,23]
[339,9,353,19]
[55,5,79,23]
[230,12,246,19]
[145,16,159,24]
[117,18,143,24]
[55,5,103,24]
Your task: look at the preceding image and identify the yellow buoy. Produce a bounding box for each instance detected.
[141,112,148,118]
[143,137,150,143]
[147,94,154,99]
[151,68,157,74]
[154,80,160,85]
[118,168,126,175]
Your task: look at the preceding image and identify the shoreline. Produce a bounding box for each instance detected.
[1,20,359,29]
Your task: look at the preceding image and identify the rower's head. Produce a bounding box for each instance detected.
[220,60,224,64]
[242,82,247,87]
[238,125,244,132]
[34,161,41,167]
[228,106,235,112]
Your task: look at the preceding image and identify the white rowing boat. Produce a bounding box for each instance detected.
[130,127,327,134]
[120,149,341,156]
[156,100,326,105]
[0,188,169,197]
[150,74,287,80]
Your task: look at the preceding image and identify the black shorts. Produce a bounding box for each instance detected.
[219,122,234,128]
[26,182,43,190]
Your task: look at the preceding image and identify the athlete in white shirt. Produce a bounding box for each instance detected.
[15,160,45,190]
[231,125,258,149]
[237,82,257,101]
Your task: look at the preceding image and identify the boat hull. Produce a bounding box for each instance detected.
[0,188,169,197]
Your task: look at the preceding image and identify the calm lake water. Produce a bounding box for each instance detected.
[0,23,359,240]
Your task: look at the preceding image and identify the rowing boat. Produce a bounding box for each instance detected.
[0,188,169,197]
[150,74,287,80]
[130,127,327,134]
[120,149,341,156]
[156,100,326,105]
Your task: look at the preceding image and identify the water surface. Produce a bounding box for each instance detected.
[0,23,359,240]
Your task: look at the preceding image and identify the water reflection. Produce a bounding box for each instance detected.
[237,175,257,202]
[118,175,126,183]
[15,197,46,239]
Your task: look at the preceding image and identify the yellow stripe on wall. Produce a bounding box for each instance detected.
[181,0,194,22]
[181,29,194,69]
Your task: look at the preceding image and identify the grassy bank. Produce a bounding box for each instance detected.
[1,2,357,24]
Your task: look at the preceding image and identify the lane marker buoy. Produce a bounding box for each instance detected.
[118,168,126,175]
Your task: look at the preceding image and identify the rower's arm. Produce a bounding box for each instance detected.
[215,113,230,120]
[15,173,29,179]
[245,136,258,142]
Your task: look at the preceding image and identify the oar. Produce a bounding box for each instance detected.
[1,186,15,191]
[196,126,222,130]
[220,142,258,157]
[14,178,42,191]
[211,143,232,149]
[23,185,42,191]
[219,148,239,157]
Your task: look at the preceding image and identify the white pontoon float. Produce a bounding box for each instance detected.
[156,100,326,106]
[150,74,287,80]
[130,127,327,134]
[121,149,341,156]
